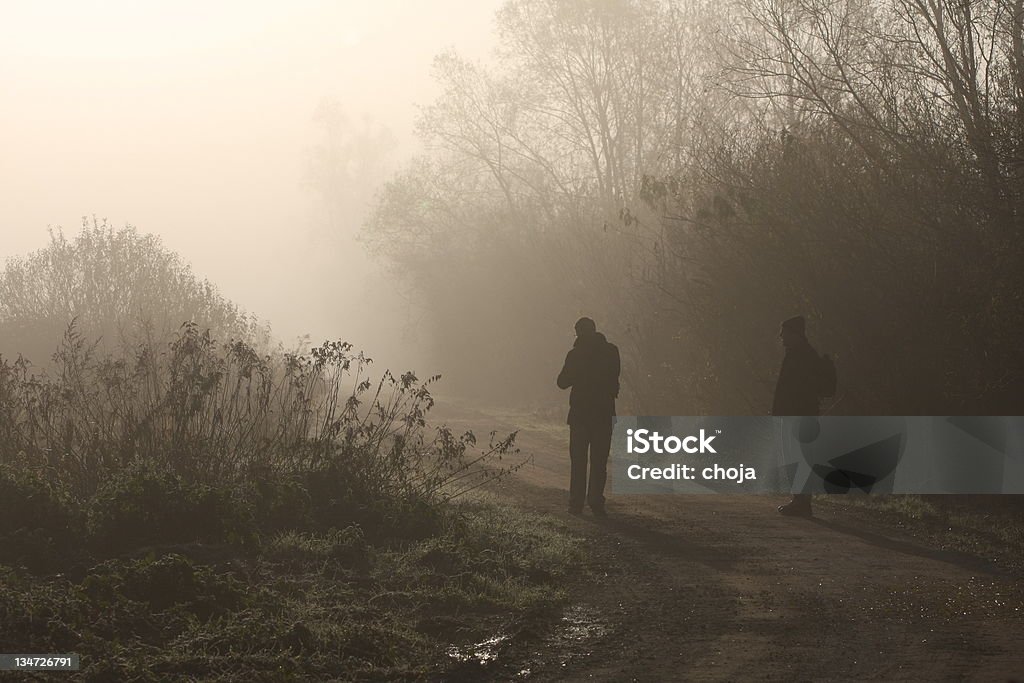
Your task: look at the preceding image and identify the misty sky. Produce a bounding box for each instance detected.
[0,1,502,363]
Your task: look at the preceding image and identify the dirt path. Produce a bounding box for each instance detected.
[438,402,1024,682]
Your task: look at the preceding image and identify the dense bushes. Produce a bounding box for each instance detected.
[0,465,78,540]
[0,320,518,573]
[2,322,513,494]
[86,465,254,553]
[0,465,82,573]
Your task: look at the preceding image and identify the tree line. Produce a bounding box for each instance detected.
[365,0,1024,415]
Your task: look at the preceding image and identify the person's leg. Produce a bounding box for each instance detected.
[568,423,591,513]
[586,420,613,514]
[779,414,815,516]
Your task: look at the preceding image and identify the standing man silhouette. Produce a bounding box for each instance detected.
[557,317,620,518]
[773,315,822,517]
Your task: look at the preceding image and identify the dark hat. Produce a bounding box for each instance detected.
[574,317,597,335]
[780,315,806,334]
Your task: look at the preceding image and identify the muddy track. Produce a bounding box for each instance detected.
[436,403,1024,682]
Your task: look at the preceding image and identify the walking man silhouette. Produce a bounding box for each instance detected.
[557,317,620,517]
[773,315,823,517]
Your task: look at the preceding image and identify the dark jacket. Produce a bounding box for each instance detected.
[557,332,620,425]
[772,338,821,416]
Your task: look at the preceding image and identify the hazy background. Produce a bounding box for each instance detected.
[0,0,502,368]
[3,0,1022,416]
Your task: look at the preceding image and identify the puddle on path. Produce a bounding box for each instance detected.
[446,604,610,678]
[447,633,510,665]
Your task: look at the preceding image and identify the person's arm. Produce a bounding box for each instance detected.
[557,350,576,389]
[611,345,621,398]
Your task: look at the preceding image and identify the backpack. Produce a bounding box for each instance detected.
[817,353,837,398]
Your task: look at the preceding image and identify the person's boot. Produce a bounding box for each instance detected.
[778,495,812,517]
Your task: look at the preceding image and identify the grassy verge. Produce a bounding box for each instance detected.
[818,494,1024,576]
[0,496,580,682]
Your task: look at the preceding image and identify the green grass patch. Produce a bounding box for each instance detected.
[0,500,580,681]
[819,494,1024,575]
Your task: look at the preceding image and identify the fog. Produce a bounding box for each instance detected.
[3,0,1022,415]
[0,1,502,370]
